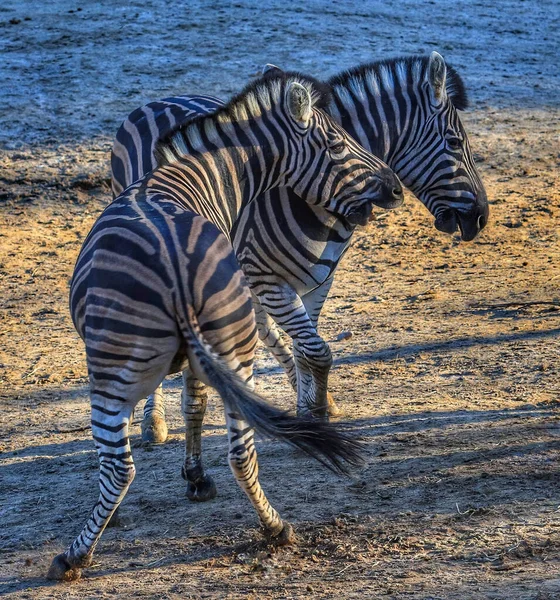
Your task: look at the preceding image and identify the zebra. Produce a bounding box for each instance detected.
[111,94,224,199]
[110,52,488,455]
[47,71,403,581]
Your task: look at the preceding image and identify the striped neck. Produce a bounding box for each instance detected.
[327,60,426,166]
[150,120,276,239]
[151,73,331,238]
[327,56,467,171]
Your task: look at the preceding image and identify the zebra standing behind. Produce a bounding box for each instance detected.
[111,53,488,470]
[48,72,403,581]
[246,54,488,416]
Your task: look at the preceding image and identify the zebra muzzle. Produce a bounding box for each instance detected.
[344,202,374,226]
[435,205,488,242]
[435,209,458,235]
[370,170,404,210]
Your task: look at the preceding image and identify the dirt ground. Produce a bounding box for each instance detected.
[1,1,559,598]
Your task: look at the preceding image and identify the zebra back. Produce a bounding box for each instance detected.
[111,95,223,197]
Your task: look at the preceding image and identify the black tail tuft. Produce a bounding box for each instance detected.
[246,404,366,476]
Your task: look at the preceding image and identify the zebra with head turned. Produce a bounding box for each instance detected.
[248,53,488,415]
[48,71,403,581]
[111,52,488,460]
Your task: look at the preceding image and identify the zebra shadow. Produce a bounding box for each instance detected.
[331,326,560,370]
[1,400,558,592]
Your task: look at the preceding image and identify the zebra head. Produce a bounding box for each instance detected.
[388,53,489,241]
[274,74,404,226]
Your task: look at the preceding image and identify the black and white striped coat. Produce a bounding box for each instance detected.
[111,52,488,436]
[48,72,401,581]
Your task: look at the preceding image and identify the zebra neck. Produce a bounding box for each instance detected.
[156,115,293,234]
[151,144,277,239]
[328,83,411,167]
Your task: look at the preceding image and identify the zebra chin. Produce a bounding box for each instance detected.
[343,203,375,226]
[342,183,404,226]
[343,188,404,226]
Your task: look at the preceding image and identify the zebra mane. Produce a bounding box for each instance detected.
[156,73,332,166]
[328,55,469,111]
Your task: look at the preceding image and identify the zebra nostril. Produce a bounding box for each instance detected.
[477,213,487,230]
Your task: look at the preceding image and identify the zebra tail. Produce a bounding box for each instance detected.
[188,325,365,476]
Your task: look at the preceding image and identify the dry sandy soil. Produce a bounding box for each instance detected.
[1,1,559,598]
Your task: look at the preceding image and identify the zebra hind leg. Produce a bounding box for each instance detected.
[226,410,295,545]
[141,383,168,444]
[47,398,135,581]
[181,370,217,502]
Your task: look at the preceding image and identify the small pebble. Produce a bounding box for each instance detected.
[336,331,352,342]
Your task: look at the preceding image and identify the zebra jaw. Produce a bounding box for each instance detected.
[343,202,375,226]
[342,188,404,226]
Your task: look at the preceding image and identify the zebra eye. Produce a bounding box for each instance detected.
[330,142,346,154]
[447,137,462,150]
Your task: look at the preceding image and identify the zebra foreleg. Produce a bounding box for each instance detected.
[292,337,332,419]
[258,288,329,419]
[181,370,217,502]
[253,297,297,389]
[47,398,135,581]
[226,410,294,545]
[291,346,341,418]
[257,281,339,419]
[300,279,342,417]
[141,383,168,444]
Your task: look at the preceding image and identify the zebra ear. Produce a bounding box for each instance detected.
[427,51,447,103]
[262,63,283,76]
[286,82,313,125]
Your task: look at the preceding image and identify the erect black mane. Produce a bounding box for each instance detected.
[328,55,469,111]
[156,72,333,159]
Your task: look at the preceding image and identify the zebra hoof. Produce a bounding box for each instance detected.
[46,553,82,582]
[186,474,217,502]
[300,408,330,422]
[326,392,343,417]
[141,415,168,444]
[270,522,296,546]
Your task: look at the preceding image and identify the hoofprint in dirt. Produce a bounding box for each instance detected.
[1,0,560,598]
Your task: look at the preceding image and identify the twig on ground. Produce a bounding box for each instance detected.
[54,424,90,434]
